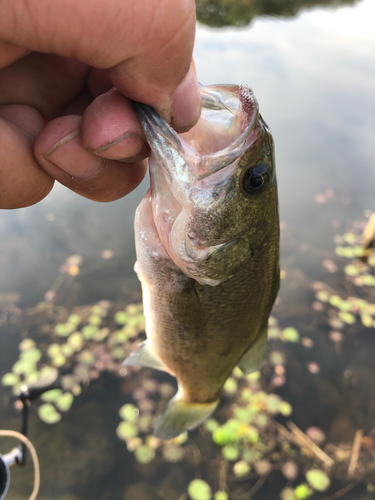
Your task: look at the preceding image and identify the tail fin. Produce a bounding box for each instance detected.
[154,390,219,440]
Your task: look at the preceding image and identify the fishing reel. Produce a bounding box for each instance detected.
[0,369,61,500]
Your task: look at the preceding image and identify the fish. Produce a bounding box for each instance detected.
[124,84,279,439]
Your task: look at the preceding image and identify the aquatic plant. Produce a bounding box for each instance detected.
[2,221,375,500]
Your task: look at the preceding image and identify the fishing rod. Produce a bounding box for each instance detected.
[0,368,62,500]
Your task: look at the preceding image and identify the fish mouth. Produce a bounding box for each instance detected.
[133,84,261,182]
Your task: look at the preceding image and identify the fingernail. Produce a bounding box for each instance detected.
[91,132,146,162]
[44,130,104,178]
[170,64,201,133]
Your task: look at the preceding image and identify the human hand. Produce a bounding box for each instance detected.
[0,0,200,208]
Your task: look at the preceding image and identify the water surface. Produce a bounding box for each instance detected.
[1,0,375,498]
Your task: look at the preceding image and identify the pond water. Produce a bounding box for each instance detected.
[1,0,375,499]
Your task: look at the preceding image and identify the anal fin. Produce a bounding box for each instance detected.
[237,328,267,375]
[123,340,167,372]
[154,389,220,440]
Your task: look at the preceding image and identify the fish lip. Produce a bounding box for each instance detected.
[133,84,261,181]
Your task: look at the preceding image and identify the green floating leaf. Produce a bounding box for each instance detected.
[214,492,228,500]
[119,404,138,421]
[68,332,84,351]
[24,371,39,384]
[213,419,241,446]
[233,460,250,477]
[55,323,75,337]
[19,339,36,351]
[205,419,219,433]
[116,421,138,440]
[188,479,212,500]
[88,315,102,326]
[281,327,299,343]
[41,389,62,402]
[223,377,237,394]
[56,392,74,412]
[344,265,359,276]
[280,401,293,416]
[61,343,74,357]
[329,295,342,307]
[2,373,19,386]
[338,311,356,325]
[67,314,81,326]
[134,445,155,464]
[305,469,330,492]
[115,311,129,325]
[82,325,99,339]
[266,394,282,414]
[48,344,61,357]
[93,328,110,342]
[295,484,313,499]
[12,360,35,375]
[361,314,373,327]
[162,445,184,462]
[38,403,61,424]
[316,290,329,302]
[51,353,66,367]
[222,445,239,461]
[113,347,125,360]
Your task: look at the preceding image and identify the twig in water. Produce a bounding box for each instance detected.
[347,429,363,477]
[324,481,357,500]
[277,421,334,467]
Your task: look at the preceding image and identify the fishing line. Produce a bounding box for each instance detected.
[0,430,40,500]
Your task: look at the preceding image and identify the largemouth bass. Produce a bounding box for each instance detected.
[124,84,279,439]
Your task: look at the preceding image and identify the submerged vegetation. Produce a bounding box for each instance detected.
[2,212,375,498]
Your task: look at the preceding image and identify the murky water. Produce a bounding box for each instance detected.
[1,0,375,498]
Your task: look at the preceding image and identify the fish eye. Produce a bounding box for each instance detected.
[241,163,270,196]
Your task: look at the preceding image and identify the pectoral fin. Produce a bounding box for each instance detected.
[154,389,220,440]
[123,340,167,372]
[238,329,267,375]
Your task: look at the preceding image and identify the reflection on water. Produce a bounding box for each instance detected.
[196,0,359,27]
[1,0,375,498]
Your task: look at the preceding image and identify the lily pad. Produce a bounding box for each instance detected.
[56,392,74,411]
[281,327,299,342]
[19,339,36,351]
[233,460,250,477]
[223,377,237,394]
[134,445,155,464]
[214,493,228,500]
[41,389,62,402]
[1,373,19,386]
[38,403,61,424]
[119,404,139,421]
[115,311,129,325]
[116,421,138,440]
[188,479,212,500]
[305,469,330,491]
[222,445,239,461]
